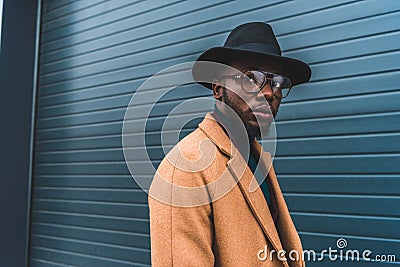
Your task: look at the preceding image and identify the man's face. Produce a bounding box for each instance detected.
[213,62,283,139]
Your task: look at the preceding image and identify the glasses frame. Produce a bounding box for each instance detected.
[219,70,293,99]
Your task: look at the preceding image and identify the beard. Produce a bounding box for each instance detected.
[221,88,270,140]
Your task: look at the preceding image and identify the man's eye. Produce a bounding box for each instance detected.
[246,75,260,85]
[243,75,253,82]
[272,81,281,88]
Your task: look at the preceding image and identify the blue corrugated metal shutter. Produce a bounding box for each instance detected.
[29,0,400,266]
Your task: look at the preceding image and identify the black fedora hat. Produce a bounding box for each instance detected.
[192,22,311,88]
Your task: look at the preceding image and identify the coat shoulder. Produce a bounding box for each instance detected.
[156,127,228,185]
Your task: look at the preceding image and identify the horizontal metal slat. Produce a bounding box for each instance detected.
[38,53,198,96]
[293,213,400,239]
[286,30,400,64]
[285,70,400,102]
[29,246,149,267]
[31,222,150,249]
[33,175,139,189]
[272,0,399,39]
[312,50,400,81]
[32,199,149,219]
[286,194,400,216]
[36,121,123,140]
[275,133,400,156]
[30,258,72,267]
[31,233,150,256]
[34,112,203,140]
[34,147,151,163]
[276,112,400,138]
[35,135,122,151]
[36,83,205,117]
[280,9,400,51]
[43,0,109,24]
[33,162,134,176]
[279,90,400,121]
[32,187,147,204]
[279,176,400,195]
[31,210,149,234]
[274,154,400,174]
[42,0,147,34]
[36,96,212,129]
[42,0,79,16]
[36,104,127,128]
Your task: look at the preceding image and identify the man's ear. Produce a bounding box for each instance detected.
[212,79,223,100]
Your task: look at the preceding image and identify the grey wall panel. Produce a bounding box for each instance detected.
[30,0,400,266]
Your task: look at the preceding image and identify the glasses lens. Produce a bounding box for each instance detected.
[271,75,292,98]
[242,71,265,92]
[281,88,290,98]
[271,75,291,89]
[239,71,292,97]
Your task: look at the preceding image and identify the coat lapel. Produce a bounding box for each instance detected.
[253,142,304,267]
[227,154,287,256]
[199,113,289,266]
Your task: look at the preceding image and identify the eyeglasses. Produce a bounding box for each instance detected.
[219,70,292,98]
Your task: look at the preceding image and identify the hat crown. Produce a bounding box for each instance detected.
[192,22,311,88]
[223,22,282,56]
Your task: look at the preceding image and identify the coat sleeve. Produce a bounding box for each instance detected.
[148,157,216,267]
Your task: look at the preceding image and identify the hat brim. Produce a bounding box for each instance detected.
[192,47,311,89]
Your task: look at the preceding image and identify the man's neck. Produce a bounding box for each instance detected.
[212,108,255,159]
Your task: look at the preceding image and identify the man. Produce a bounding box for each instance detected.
[149,22,311,266]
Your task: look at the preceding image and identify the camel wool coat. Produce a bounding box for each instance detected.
[149,113,305,267]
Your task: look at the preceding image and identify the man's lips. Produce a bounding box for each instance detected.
[252,105,275,117]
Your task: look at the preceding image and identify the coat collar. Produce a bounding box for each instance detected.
[198,113,293,267]
[198,112,233,156]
